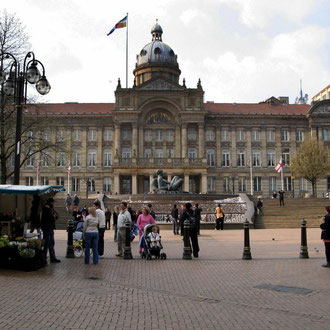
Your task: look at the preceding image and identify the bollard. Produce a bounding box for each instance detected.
[299,218,309,259]
[182,219,192,260]
[242,219,252,260]
[66,219,74,258]
[124,220,133,259]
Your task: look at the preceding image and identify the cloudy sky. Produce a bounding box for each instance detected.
[3,0,330,104]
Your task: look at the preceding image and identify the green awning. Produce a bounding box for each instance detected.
[0,185,65,196]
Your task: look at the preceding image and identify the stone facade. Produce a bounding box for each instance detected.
[19,24,330,198]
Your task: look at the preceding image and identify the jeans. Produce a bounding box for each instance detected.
[42,229,56,261]
[172,218,179,234]
[325,241,330,263]
[117,227,126,255]
[190,227,200,257]
[280,198,284,206]
[216,217,224,230]
[84,232,99,264]
[114,224,118,242]
[98,227,105,256]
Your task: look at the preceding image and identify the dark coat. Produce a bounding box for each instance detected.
[41,205,58,232]
[171,207,179,219]
[194,207,202,221]
[320,213,330,240]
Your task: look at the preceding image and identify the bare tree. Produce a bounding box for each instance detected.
[290,139,330,197]
[0,11,65,184]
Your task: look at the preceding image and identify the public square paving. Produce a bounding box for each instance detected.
[0,228,329,330]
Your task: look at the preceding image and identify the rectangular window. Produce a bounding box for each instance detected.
[281,129,290,142]
[72,177,80,192]
[205,129,215,141]
[41,177,49,186]
[187,127,197,141]
[206,149,215,166]
[221,129,230,141]
[103,149,112,167]
[103,177,112,192]
[56,177,64,186]
[267,130,275,142]
[144,130,152,142]
[267,149,276,167]
[237,149,245,167]
[122,128,131,141]
[72,150,81,167]
[322,128,329,141]
[300,178,308,191]
[88,129,97,142]
[26,152,35,167]
[155,129,163,142]
[155,148,163,158]
[57,130,65,142]
[188,147,197,159]
[87,149,97,166]
[282,148,290,166]
[251,130,260,142]
[87,179,95,192]
[223,178,230,192]
[42,131,49,141]
[283,176,292,191]
[72,130,81,142]
[252,149,261,167]
[238,177,246,192]
[122,147,131,158]
[296,130,304,142]
[167,148,174,158]
[253,177,262,192]
[56,152,66,167]
[25,177,33,186]
[207,177,216,192]
[236,129,245,141]
[103,129,113,141]
[222,149,230,167]
[269,177,277,192]
[145,148,151,158]
[166,130,174,142]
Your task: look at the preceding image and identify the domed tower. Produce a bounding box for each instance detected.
[133,20,181,86]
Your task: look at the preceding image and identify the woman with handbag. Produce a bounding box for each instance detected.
[136,206,156,253]
[320,206,330,268]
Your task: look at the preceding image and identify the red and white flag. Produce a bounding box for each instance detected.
[67,162,71,177]
[275,158,283,173]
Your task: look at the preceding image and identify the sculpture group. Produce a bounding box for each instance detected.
[151,170,183,193]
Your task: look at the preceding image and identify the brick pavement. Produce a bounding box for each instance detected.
[0,228,329,329]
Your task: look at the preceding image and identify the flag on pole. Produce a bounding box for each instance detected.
[275,158,283,173]
[107,15,128,36]
[67,162,71,177]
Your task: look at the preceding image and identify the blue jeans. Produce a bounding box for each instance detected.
[42,229,56,261]
[114,224,118,242]
[84,232,99,264]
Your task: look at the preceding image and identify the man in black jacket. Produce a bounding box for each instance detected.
[194,203,202,235]
[41,198,60,264]
[180,203,200,258]
[171,204,179,235]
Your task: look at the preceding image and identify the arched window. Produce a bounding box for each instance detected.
[154,47,161,55]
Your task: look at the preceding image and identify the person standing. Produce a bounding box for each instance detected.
[136,206,156,253]
[278,189,285,206]
[320,206,330,267]
[256,198,263,216]
[73,194,80,207]
[97,191,105,211]
[194,203,202,235]
[30,195,42,239]
[179,204,186,236]
[65,194,72,213]
[148,203,156,220]
[215,203,225,230]
[171,204,179,235]
[41,198,61,264]
[113,205,119,242]
[83,206,100,265]
[116,202,132,257]
[180,203,199,258]
[105,207,111,230]
[93,201,105,259]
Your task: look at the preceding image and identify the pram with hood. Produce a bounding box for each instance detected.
[141,224,167,260]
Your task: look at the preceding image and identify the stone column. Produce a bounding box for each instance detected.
[149,174,154,192]
[246,129,252,167]
[216,127,221,166]
[231,129,237,167]
[201,174,207,193]
[132,125,138,158]
[198,124,205,158]
[184,173,189,192]
[138,126,144,157]
[132,174,137,194]
[182,124,187,158]
[97,127,103,169]
[114,124,120,157]
[175,126,181,157]
[81,128,87,168]
[114,173,120,194]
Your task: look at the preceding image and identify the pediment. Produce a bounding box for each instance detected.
[137,77,185,91]
[309,100,330,115]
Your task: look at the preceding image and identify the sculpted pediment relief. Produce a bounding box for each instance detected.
[138,78,184,91]
[312,105,330,114]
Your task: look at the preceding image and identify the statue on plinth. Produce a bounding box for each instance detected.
[151,170,183,193]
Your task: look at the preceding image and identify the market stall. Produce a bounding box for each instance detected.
[0,185,65,271]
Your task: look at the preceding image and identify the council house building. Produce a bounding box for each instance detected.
[20,22,330,198]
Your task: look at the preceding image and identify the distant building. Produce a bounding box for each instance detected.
[19,21,330,198]
[312,84,330,102]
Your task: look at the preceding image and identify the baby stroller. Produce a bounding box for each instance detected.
[141,224,167,260]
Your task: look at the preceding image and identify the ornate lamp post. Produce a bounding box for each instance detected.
[0,52,51,185]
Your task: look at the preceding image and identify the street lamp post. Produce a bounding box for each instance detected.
[0,52,50,185]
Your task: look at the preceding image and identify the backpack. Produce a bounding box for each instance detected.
[187,211,197,229]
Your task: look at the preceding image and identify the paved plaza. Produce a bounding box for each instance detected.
[0,228,329,330]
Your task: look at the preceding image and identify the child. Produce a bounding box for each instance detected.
[148,226,161,248]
